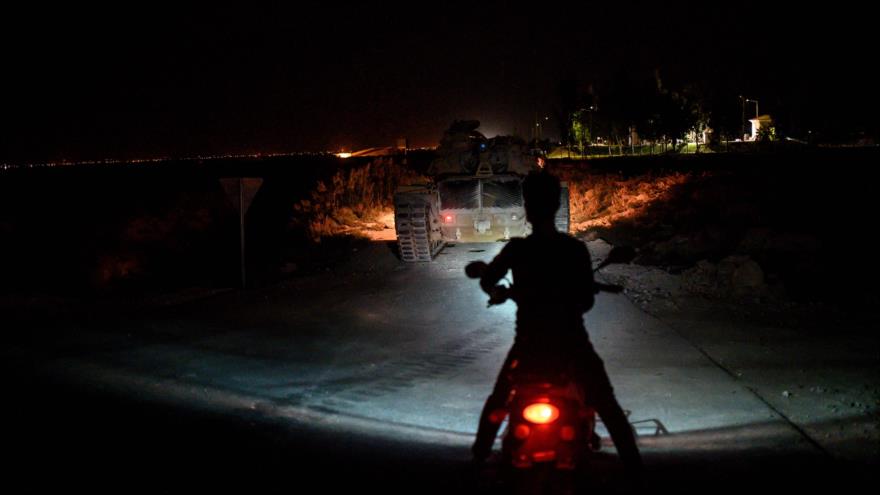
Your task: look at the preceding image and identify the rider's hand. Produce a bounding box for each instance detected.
[487,285,509,306]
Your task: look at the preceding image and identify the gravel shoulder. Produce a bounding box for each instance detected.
[589,238,879,464]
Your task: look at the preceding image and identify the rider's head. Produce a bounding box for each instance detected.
[522,170,560,226]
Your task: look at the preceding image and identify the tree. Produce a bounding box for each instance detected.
[703,90,742,148]
[650,72,697,152]
[570,108,592,156]
[554,76,593,150]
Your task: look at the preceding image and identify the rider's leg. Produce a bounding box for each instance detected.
[593,391,643,474]
[472,390,509,460]
[579,347,644,476]
[472,349,517,461]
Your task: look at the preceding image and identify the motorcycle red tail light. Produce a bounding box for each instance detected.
[522,403,560,424]
[514,424,531,439]
[532,451,556,462]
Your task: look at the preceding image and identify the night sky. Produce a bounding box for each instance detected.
[2,2,874,163]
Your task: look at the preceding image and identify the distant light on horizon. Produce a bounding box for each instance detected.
[336,152,352,159]
[478,123,505,138]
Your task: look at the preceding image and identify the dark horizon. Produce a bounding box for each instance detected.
[2,2,876,163]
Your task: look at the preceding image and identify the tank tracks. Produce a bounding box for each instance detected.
[394,187,446,262]
[555,182,570,234]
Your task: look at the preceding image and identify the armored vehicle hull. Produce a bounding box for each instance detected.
[394,121,569,262]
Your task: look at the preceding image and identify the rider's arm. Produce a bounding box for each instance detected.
[480,240,516,295]
[578,242,596,313]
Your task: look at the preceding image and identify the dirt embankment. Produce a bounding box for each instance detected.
[296,149,880,312]
[0,154,429,297]
[554,150,880,321]
[5,148,878,312]
[291,157,426,242]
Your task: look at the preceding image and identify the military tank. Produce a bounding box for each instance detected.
[394,120,569,262]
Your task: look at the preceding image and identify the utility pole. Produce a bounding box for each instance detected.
[589,105,594,148]
[535,111,541,141]
[747,99,759,119]
[740,95,760,140]
[741,97,759,140]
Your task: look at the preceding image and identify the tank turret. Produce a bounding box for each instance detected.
[428,120,538,177]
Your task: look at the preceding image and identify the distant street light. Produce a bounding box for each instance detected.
[739,96,759,140]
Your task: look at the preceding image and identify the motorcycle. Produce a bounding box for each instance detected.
[465,246,636,492]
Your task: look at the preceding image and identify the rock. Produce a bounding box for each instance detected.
[650,233,717,263]
[585,238,613,260]
[682,255,767,300]
[731,258,765,294]
[682,260,719,296]
[582,230,600,242]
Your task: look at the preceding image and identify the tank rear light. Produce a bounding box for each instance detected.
[523,403,560,424]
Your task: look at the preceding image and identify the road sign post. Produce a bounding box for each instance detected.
[220,178,263,289]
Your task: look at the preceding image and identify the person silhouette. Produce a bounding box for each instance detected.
[470,170,643,476]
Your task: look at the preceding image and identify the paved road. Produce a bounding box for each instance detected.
[4,241,874,493]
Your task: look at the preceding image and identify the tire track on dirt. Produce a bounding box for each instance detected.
[290,324,508,413]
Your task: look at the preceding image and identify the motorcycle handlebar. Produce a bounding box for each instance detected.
[487,282,624,306]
